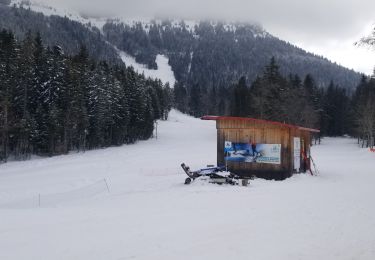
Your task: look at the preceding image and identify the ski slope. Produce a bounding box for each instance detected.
[119,51,176,87]
[1,110,375,260]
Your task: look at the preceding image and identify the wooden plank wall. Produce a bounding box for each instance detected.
[217,119,312,179]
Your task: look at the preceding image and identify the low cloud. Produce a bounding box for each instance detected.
[47,0,375,39]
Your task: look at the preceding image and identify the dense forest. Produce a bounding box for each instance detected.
[0,29,172,162]
[354,27,375,148]
[175,56,375,148]
[351,74,375,148]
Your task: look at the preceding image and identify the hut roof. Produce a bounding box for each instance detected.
[201,115,320,133]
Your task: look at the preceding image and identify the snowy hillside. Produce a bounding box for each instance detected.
[9,0,106,28]
[9,0,268,37]
[1,110,375,259]
[10,0,88,24]
[119,51,176,86]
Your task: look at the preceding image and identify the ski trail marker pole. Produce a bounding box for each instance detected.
[104,178,110,193]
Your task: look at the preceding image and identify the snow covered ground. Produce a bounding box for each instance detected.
[119,51,176,87]
[1,110,375,260]
[10,0,89,25]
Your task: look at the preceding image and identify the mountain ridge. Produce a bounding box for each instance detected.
[0,0,363,91]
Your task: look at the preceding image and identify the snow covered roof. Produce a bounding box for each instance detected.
[201,115,320,133]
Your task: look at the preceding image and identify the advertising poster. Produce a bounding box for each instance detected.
[224,141,281,164]
[293,137,301,172]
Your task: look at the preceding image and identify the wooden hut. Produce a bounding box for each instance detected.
[201,116,320,180]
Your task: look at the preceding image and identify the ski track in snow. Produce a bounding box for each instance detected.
[119,51,176,87]
[1,110,375,260]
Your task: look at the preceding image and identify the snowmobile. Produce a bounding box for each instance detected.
[181,163,250,186]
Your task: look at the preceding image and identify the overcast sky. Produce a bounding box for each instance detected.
[47,0,375,74]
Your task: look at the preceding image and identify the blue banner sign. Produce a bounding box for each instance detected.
[224,141,281,164]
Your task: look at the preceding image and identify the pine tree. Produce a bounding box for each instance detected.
[247,59,319,128]
[351,76,375,147]
[162,83,173,120]
[231,76,249,116]
[0,30,18,161]
[69,45,90,151]
[189,84,202,117]
[13,31,37,158]
[248,58,286,121]
[173,83,188,113]
[323,82,350,136]
[30,32,49,154]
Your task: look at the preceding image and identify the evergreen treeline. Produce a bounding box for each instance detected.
[353,28,375,148]
[351,76,375,148]
[175,57,372,140]
[0,29,172,162]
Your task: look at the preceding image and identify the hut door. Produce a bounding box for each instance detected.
[301,138,308,172]
[293,137,301,172]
